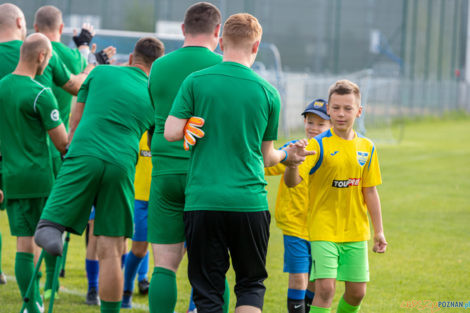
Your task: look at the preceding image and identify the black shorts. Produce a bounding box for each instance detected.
[184,210,270,313]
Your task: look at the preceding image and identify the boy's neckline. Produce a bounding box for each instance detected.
[331,128,356,140]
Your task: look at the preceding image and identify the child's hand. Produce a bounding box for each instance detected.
[282,139,315,166]
[373,232,387,253]
[0,189,3,204]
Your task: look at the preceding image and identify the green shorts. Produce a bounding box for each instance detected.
[311,241,369,282]
[6,198,47,236]
[41,156,135,238]
[147,174,186,244]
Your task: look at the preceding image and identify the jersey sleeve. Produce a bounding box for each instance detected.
[169,76,193,119]
[263,88,281,141]
[50,51,72,87]
[265,163,286,176]
[298,139,320,183]
[362,144,382,187]
[77,70,93,103]
[35,88,62,130]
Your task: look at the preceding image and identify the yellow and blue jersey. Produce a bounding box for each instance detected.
[134,131,152,201]
[265,141,312,240]
[299,128,382,242]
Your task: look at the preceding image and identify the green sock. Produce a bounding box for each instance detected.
[223,278,230,313]
[15,252,40,313]
[101,300,122,313]
[337,297,360,313]
[310,306,331,313]
[44,251,58,291]
[148,267,177,313]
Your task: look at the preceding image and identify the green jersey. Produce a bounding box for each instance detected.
[148,46,222,175]
[0,74,62,198]
[0,40,22,181]
[68,65,154,170]
[35,48,71,90]
[0,40,21,79]
[51,41,87,129]
[170,61,281,212]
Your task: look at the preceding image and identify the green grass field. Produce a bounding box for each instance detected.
[1,117,469,313]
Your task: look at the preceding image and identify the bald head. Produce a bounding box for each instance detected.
[35,5,63,33]
[20,33,52,75]
[0,3,26,40]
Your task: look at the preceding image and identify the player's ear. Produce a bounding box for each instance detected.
[252,40,260,54]
[59,23,64,35]
[34,23,39,33]
[128,53,133,65]
[181,24,186,36]
[219,38,224,52]
[356,105,363,117]
[16,17,23,29]
[214,24,221,38]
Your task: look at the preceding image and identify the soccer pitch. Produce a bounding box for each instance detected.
[1,116,469,313]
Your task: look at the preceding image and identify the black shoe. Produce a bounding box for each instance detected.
[138,278,149,295]
[85,287,100,306]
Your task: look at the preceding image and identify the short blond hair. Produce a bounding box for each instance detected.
[222,13,262,48]
[328,80,361,106]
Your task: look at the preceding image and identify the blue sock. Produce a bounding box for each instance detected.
[121,252,128,269]
[188,288,196,311]
[137,252,149,282]
[288,288,306,300]
[123,252,143,292]
[86,259,99,291]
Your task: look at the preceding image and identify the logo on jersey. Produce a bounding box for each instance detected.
[332,178,360,188]
[314,101,324,108]
[50,109,59,122]
[140,150,151,157]
[330,151,339,156]
[357,151,369,166]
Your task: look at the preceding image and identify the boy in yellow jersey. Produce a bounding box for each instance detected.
[266,99,330,313]
[285,80,387,313]
[122,131,152,308]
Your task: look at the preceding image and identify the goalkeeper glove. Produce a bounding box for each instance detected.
[88,50,111,65]
[183,117,205,151]
[73,28,93,47]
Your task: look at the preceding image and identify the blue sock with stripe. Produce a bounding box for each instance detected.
[123,251,143,292]
[86,259,99,291]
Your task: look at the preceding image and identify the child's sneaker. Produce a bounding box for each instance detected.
[121,290,132,309]
[138,278,149,294]
[0,272,6,284]
[85,287,100,306]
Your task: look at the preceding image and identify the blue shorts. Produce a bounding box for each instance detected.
[283,235,312,274]
[133,200,148,241]
[89,206,95,221]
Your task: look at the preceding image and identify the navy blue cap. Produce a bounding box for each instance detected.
[301,98,330,120]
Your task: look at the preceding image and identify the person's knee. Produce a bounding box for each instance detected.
[153,243,184,272]
[315,280,335,302]
[344,283,366,305]
[131,241,148,258]
[288,273,308,290]
[96,236,124,260]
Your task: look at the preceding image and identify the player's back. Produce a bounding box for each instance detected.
[176,61,281,212]
[0,74,58,197]
[67,65,154,170]
[148,46,222,167]
[0,40,21,79]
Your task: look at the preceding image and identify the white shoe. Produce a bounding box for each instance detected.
[0,272,6,284]
[22,300,44,313]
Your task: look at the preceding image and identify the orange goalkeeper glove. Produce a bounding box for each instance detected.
[183,117,205,151]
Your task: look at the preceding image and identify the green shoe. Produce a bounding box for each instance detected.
[43,289,59,300]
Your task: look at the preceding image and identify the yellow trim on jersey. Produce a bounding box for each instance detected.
[134,131,152,201]
[299,128,382,242]
[265,162,310,240]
